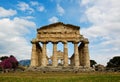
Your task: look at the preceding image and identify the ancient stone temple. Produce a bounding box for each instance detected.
[30,22,90,68]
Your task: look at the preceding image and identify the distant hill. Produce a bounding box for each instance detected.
[19,59,30,66]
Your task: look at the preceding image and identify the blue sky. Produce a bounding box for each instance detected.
[0,0,120,65]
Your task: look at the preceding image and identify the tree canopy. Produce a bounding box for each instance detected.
[107,56,120,68]
[90,60,97,67]
[0,56,8,61]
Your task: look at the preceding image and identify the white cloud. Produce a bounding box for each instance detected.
[17,2,34,14]
[0,17,36,60]
[81,0,120,38]
[48,16,59,23]
[0,7,17,17]
[81,0,91,6]
[30,1,45,12]
[57,4,65,16]
[80,0,120,65]
[90,53,119,66]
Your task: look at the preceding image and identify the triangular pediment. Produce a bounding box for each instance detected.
[36,22,82,43]
[37,22,80,33]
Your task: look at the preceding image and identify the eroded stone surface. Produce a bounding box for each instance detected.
[30,22,90,70]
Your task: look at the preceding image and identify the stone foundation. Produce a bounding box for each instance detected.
[26,66,94,72]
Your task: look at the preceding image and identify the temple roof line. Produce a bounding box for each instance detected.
[37,22,80,31]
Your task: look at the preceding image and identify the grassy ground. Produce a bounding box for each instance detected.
[0,72,120,82]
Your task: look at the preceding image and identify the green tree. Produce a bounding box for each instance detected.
[90,60,97,67]
[107,56,120,67]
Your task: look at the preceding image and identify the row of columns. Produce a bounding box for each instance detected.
[30,41,90,67]
[46,42,69,67]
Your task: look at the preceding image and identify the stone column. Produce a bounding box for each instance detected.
[63,42,68,67]
[30,42,38,67]
[61,59,63,64]
[41,42,47,66]
[79,49,82,66]
[83,42,90,67]
[81,48,85,66]
[74,42,80,67]
[52,42,58,67]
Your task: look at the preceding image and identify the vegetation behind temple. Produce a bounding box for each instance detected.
[0,55,18,72]
[0,56,120,72]
[107,56,120,67]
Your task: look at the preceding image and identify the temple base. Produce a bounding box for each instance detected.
[26,66,94,72]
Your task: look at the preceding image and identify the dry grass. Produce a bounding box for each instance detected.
[0,72,120,82]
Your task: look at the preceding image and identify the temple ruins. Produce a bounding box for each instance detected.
[30,22,90,69]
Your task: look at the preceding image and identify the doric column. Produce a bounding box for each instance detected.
[79,49,82,66]
[81,48,85,66]
[30,41,38,67]
[63,42,68,67]
[70,56,74,66]
[41,42,47,66]
[38,43,42,66]
[52,42,58,67]
[74,42,80,67]
[61,59,63,64]
[83,41,90,67]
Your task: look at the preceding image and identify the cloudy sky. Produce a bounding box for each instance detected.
[0,0,120,65]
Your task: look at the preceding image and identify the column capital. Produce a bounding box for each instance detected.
[82,38,89,44]
[62,41,67,44]
[72,41,79,44]
[31,38,37,44]
[52,42,58,44]
[41,41,48,44]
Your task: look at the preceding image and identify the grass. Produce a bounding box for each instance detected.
[0,72,120,82]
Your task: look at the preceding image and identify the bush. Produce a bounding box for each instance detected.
[0,55,18,72]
